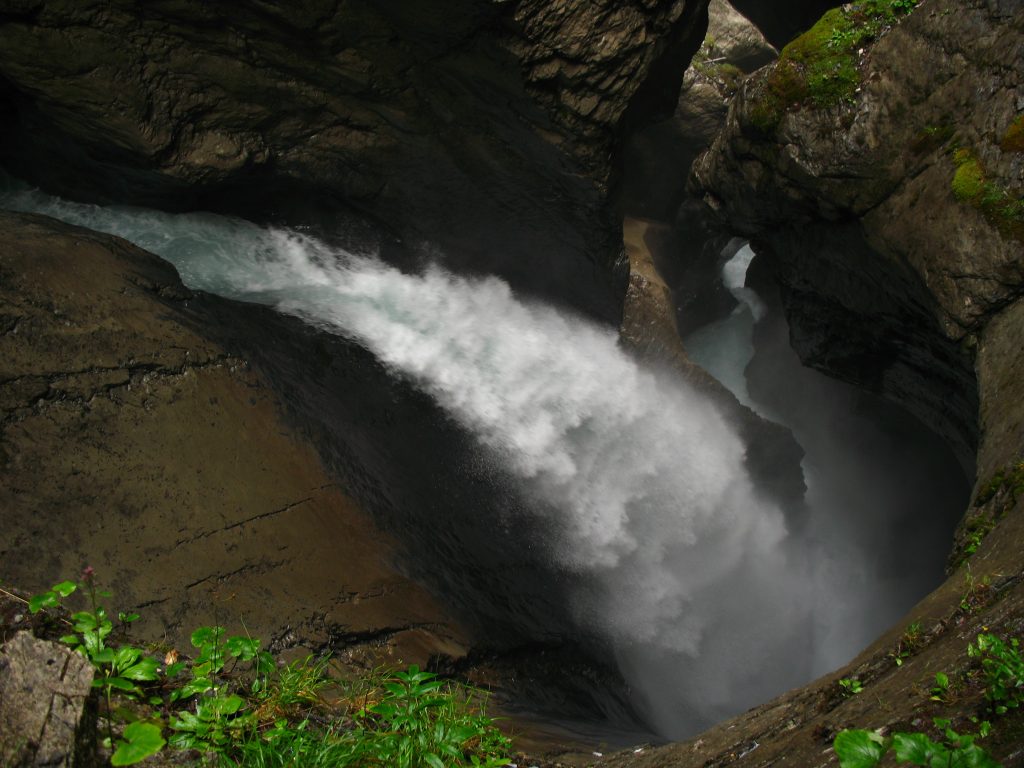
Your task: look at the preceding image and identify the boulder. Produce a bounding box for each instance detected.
[0,632,95,768]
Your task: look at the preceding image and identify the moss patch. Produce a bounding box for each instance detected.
[746,0,919,133]
[951,149,1024,241]
[1001,115,1024,153]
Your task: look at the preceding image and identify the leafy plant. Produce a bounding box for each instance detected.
[931,671,951,703]
[840,677,864,696]
[891,622,922,667]
[29,570,162,764]
[969,633,1024,715]
[834,719,1000,768]
[26,575,512,768]
[355,665,511,768]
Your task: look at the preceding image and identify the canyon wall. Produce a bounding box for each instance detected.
[0,0,710,322]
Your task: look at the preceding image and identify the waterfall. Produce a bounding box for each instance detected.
[0,179,963,738]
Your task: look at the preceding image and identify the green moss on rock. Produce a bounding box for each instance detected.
[951,149,1024,241]
[1001,114,1024,153]
[745,0,919,134]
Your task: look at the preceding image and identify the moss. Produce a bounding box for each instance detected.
[1001,115,1024,153]
[745,0,918,133]
[975,461,1024,507]
[952,157,986,202]
[951,150,1024,241]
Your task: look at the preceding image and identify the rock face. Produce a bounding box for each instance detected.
[620,0,775,220]
[0,632,95,768]
[693,0,1024,472]
[0,210,466,663]
[599,1,1024,763]
[0,0,710,323]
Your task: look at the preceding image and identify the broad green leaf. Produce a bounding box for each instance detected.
[110,722,165,766]
[105,676,138,692]
[165,661,184,677]
[190,626,224,648]
[893,732,943,765]
[834,730,886,768]
[424,753,445,768]
[123,657,160,681]
[60,634,80,646]
[935,672,949,688]
[951,743,1002,768]
[28,593,56,613]
[119,612,140,623]
[52,581,77,597]
[92,648,116,664]
[224,636,260,660]
[114,647,141,669]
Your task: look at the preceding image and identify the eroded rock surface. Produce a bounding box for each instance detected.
[0,0,709,323]
[0,210,466,662]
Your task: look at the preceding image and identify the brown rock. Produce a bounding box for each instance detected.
[0,210,466,663]
[0,632,95,768]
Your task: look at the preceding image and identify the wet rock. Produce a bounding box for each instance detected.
[0,0,710,323]
[0,631,95,768]
[0,210,466,664]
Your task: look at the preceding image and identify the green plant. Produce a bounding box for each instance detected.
[25,576,511,768]
[834,719,1000,768]
[950,150,1024,241]
[891,622,922,667]
[355,665,511,768]
[930,671,951,703]
[29,571,163,764]
[1001,115,1024,153]
[748,0,919,131]
[969,633,1024,715]
[840,677,864,696]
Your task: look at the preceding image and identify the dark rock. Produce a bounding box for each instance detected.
[728,0,842,49]
[693,0,1024,472]
[0,631,96,768]
[620,0,774,220]
[0,0,711,324]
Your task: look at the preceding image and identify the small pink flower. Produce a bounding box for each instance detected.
[81,566,95,582]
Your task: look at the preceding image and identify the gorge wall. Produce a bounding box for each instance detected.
[604,0,1024,763]
[0,0,710,323]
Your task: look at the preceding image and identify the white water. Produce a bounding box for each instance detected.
[0,182,870,736]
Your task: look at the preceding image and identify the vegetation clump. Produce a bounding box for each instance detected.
[747,0,919,132]
[950,149,1024,241]
[834,630,1024,767]
[1000,115,1024,153]
[17,573,512,768]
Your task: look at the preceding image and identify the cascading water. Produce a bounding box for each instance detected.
[0,179,965,738]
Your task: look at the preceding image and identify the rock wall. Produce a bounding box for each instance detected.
[0,0,709,323]
[0,211,466,663]
[693,0,1024,472]
[600,1,1024,763]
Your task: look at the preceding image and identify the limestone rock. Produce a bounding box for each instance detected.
[0,632,95,768]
